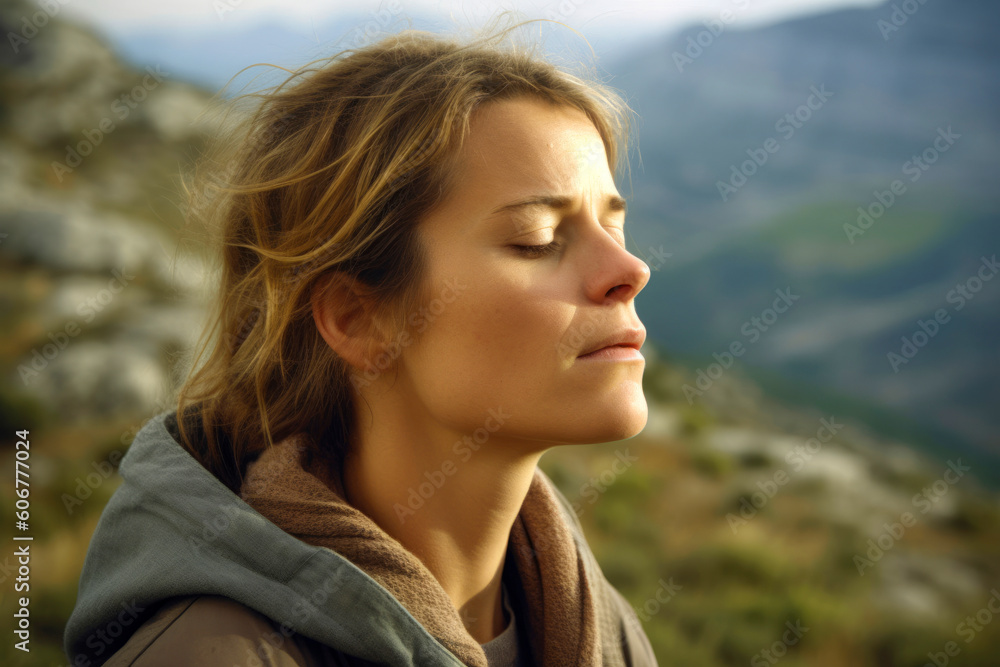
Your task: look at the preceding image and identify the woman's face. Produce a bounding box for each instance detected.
[394,95,650,449]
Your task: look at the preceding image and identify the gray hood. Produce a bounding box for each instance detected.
[63,409,468,666]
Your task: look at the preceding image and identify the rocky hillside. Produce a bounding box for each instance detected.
[0,0,218,428]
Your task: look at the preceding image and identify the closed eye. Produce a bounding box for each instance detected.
[511,241,563,258]
[511,223,626,258]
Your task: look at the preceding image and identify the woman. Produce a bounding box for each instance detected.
[64,15,657,667]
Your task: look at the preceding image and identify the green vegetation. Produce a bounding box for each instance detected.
[750,200,951,273]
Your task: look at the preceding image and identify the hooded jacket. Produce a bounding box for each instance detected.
[63,409,658,666]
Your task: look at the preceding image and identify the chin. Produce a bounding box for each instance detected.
[619,394,650,438]
[571,397,649,444]
[604,410,648,443]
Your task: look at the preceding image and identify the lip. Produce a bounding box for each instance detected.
[577,344,645,362]
[578,326,646,358]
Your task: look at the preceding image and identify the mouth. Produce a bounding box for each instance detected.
[577,343,644,361]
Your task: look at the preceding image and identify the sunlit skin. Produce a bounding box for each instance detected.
[312,95,650,644]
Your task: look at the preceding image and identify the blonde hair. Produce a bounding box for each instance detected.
[174,14,636,493]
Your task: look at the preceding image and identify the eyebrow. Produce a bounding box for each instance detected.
[489,194,627,217]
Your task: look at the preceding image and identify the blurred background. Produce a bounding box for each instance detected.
[1,0,999,664]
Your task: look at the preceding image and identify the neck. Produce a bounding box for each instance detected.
[340,399,541,644]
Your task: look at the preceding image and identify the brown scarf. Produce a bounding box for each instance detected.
[238,432,604,666]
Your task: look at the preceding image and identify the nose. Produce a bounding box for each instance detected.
[583,230,651,304]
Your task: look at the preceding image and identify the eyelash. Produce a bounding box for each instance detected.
[513,241,563,258]
[511,226,626,259]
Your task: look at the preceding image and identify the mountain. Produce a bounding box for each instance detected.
[604,0,1000,460]
[76,8,631,96]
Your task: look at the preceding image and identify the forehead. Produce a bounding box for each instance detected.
[453,96,610,193]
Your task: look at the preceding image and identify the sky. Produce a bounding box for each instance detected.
[63,0,886,43]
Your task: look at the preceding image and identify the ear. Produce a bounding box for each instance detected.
[311,271,387,372]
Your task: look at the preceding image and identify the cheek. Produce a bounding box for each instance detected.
[472,292,559,361]
[405,277,566,412]
[451,279,559,365]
